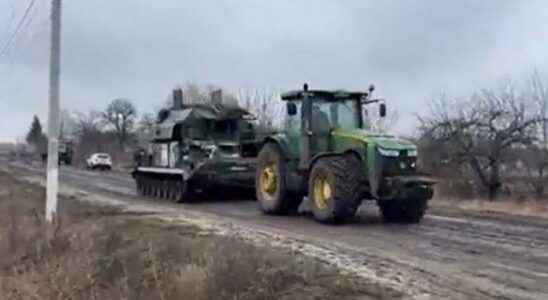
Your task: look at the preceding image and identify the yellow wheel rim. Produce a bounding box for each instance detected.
[260,164,277,200]
[313,176,331,210]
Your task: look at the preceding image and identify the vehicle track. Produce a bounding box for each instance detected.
[5,160,548,300]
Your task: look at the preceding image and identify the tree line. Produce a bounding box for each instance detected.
[418,72,548,201]
[23,75,548,201]
[24,84,285,168]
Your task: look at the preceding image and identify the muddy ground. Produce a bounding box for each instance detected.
[0,170,400,300]
[2,159,548,299]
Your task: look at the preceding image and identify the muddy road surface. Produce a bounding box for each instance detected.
[4,159,548,300]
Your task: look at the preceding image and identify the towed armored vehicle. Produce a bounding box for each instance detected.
[255,84,435,223]
[132,89,259,202]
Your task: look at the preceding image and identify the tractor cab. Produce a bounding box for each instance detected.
[281,84,385,169]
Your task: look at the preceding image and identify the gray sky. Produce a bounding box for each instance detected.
[1,0,547,142]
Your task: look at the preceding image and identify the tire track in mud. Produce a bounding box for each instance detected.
[4,160,548,300]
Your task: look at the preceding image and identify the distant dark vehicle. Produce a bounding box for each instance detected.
[86,153,112,171]
[132,88,259,202]
[41,140,73,165]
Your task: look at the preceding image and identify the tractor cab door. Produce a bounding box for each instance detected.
[310,102,331,154]
[284,101,302,160]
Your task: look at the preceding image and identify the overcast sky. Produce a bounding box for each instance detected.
[1,0,547,142]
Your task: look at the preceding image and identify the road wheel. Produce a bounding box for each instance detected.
[147,180,153,197]
[173,180,192,203]
[162,181,170,199]
[140,179,147,196]
[378,198,427,223]
[256,143,297,214]
[158,181,166,199]
[157,183,163,199]
[136,177,144,196]
[166,182,175,201]
[147,180,154,197]
[308,156,363,223]
[152,182,160,198]
[144,179,151,197]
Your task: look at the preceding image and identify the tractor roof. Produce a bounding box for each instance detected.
[281,90,369,101]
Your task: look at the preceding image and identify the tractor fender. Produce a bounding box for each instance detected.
[307,149,364,172]
[259,136,307,193]
[261,136,290,159]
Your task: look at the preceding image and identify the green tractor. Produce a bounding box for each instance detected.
[256,84,435,224]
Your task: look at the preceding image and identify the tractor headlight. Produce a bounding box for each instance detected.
[407,149,418,157]
[378,147,399,157]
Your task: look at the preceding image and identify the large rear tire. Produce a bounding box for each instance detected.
[255,143,298,214]
[308,156,363,223]
[378,198,427,223]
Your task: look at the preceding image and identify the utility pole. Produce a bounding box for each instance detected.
[46,0,61,223]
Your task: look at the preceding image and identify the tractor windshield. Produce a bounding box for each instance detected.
[314,99,360,131]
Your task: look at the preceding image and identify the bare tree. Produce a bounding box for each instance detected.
[236,87,284,132]
[136,113,156,145]
[420,83,543,200]
[69,111,105,165]
[517,146,548,198]
[183,83,209,104]
[520,71,548,198]
[102,98,137,149]
[531,70,548,144]
[74,111,103,137]
[59,109,78,140]
[364,107,399,133]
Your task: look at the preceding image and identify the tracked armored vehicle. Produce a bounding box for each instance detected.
[41,139,73,165]
[255,84,435,223]
[132,89,258,202]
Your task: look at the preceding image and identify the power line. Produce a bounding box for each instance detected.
[2,0,17,43]
[0,0,37,57]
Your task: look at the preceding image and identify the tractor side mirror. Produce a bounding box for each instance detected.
[287,102,297,116]
[379,103,386,118]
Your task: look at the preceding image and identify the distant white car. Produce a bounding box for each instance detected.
[86,153,112,170]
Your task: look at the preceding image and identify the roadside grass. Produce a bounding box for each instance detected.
[0,170,399,300]
[431,196,548,220]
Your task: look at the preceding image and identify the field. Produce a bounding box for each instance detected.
[0,170,400,300]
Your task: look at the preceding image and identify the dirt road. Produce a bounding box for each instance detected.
[4,159,548,300]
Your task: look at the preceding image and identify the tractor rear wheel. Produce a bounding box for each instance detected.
[256,143,297,214]
[378,198,427,223]
[308,156,363,223]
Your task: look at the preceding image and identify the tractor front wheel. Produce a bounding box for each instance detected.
[308,156,363,223]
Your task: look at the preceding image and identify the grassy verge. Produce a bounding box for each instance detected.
[430,197,548,222]
[0,170,400,300]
